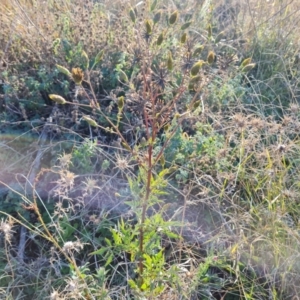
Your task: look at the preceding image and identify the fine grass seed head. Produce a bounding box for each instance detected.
[114,152,132,172]
[83,177,99,196]
[50,290,62,300]
[57,153,73,169]
[62,240,84,254]
[0,218,14,245]
[232,113,247,130]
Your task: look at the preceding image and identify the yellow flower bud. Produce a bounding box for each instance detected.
[82,115,98,127]
[207,51,215,64]
[190,60,204,76]
[49,94,67,104]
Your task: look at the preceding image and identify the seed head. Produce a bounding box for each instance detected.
[180,32,187,44]
[62,241,84,254]
[49,94,67,105]
[193,45,204,57]
[207,24,212,38]
[167,51,173,71]
[56,64,71,77]
[232,113,247,130]
[207,51,215,64]
[50,290,62,300]
[157,32,164,46]
[145,19,152,35]
[71,67,84,85]
[190,60,204,76]
[0,218,14,244]
[118,96,124,110]
[153,10,162,24]
[240,57,252,68]
[289,103,299,113]
[82,115,98,127]
[169,11,179,25]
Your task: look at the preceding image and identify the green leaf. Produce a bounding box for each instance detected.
[215,31,225,44]
[153,10,162,24]
[111,229,122,245]
[81,50,89,70]
[89,247,107,256]
[94,49,104,64]
[129,8,136,23]
[105,253,114,267]
[181,21,192,30]
[151,0,158,11]
[242,63,255,72]
[207,24,212,38]
[118,69,129,83]
[164,231,180,239]
[105,237,112,247]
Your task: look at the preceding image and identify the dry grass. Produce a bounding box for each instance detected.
[0,0,300,299]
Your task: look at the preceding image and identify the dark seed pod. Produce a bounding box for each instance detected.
[169,11,179,25]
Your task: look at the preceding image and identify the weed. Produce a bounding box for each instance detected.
[1,0,300,299]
